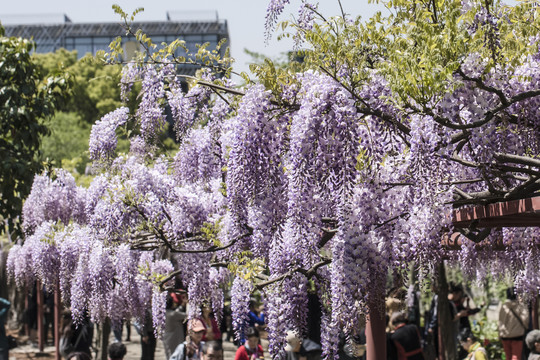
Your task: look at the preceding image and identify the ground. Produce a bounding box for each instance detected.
[8,327,260,360]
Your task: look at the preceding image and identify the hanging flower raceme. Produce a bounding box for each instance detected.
[173,127,221,185]
[137,64,175,141]
[150,259,175,337]
[168,81,212,141]
[120,62,142,102]
[89,107,130,162]
[22,170,87,235]
[230,276,253,342]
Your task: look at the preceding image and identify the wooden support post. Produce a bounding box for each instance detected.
[37,281,44,352]
[54,283,62,360]
[366,277,387,360]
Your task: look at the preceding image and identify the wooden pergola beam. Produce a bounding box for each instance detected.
[453,196,540,228]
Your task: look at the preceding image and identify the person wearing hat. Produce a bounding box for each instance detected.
[163,292,188,359]
[284,330,322,360]
[170,319,206,360]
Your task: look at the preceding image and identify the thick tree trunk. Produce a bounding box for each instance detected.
[96,318,111,360]
[437,262,456,360]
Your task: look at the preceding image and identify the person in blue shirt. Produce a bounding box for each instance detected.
[0,297,11,360]
[239,301,266,345]
[247,301,265,331]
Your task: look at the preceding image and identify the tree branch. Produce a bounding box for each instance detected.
[456,67,509,106]
[503,177,540,200]
[168,229,252,254]
[494,164,540,177]
[157,229,253,288]
[254,258,331,290]
[454,187,473,200]
[318,65,412,136]
[175,75,245,96]
[495,153,540,168]
[447,154,480,168]
[374,212,409,229]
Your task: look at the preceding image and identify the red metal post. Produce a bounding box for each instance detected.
[37,281,44,352]
[54,283,62,360]
[366,285,387,360]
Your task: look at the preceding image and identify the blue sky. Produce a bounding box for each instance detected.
[0,1,382,76]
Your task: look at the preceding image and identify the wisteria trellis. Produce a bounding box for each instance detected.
[7,0,540,358]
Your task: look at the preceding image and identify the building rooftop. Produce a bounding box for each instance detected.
[0,13,72,25]
[1,13,230,75]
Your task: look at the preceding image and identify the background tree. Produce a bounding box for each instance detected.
[33,49,126,123]
[32,50,144,175]
[0,26,67,237]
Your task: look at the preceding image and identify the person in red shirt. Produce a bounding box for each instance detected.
[200,304,222,342]
[234,327,264,360]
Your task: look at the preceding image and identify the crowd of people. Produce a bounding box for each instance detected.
[5,284,540,360]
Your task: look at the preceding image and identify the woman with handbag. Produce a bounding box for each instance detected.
[499,287,529,360]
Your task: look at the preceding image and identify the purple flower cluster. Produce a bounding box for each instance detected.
[149,260,174,337]
[26,222,60,292]
[136,65,175,141]
[130,136,151,158]
[230,276,253,341]
[168,82,212,142]
[264,0,291,41]
[6,244,33,288]
[89,107,130,162]
[120,63,142,102]
[293,1,317,47]
[173,128,220,185]
[22,170,87,235]
[264,275,308,356]
[11,8,540,354]
[226,84,288,257]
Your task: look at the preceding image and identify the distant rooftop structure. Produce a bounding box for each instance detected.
[166,10,219,22]
[0,13,72,25]
[1,12,229,75]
